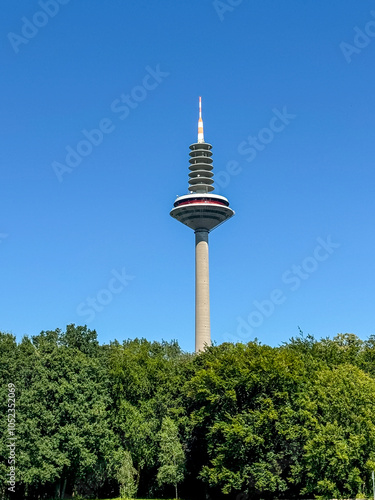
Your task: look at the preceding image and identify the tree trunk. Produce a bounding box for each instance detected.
[61,478,67,499]
[175,482,178,499]
[136,464,141,493]
[55,480,61,499]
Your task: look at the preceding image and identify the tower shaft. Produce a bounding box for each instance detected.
[195,230,210,352]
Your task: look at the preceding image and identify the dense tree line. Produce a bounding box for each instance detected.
[1,326,375,499]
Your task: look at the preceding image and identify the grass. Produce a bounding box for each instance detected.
[48,496,177,500]
[46,497,177,500]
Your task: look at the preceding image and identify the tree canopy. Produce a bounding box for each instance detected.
[1,327,375,499]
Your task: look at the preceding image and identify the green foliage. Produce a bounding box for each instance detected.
[107,337,191,497]
[186,341,306,496]
[185,336,375,498]
[110,449,137,499]
[157,417,185,499]
[0,325,115,498]
[2,327,375,499]
[296,365,375,498]
[59,323,99,356]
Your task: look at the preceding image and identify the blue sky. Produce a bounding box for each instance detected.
[1,0,375,352]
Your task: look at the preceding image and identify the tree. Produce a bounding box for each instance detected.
[14,328,115,498]
[185,341,308,498]
[157,416,185,499]
[295,364,375,498]
[110,449,137,499]
[107,337,190,497]
[59,323,99,357]
[0,332,18,498]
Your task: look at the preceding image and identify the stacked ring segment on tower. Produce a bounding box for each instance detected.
[188,142,214,193]
[170,141,234,231]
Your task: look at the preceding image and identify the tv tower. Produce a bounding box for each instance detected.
[170,97,234,352]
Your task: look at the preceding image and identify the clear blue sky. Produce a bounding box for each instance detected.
[1,0,375,352]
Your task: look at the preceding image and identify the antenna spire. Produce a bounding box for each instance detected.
[198,96,204,143]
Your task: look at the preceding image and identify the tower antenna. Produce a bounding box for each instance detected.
[198,96,204,143]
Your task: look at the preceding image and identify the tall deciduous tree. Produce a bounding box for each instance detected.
[14,326,115,498]
[109,449,137,499]
[107,337,190,497]
[296,364,375,498]
[185,341,308,498]
[157,416,185,499]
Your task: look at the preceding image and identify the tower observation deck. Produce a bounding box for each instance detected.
[170,97,234,352]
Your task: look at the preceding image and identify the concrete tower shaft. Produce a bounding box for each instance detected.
[170,98,234,353]
[195,230,210,352]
